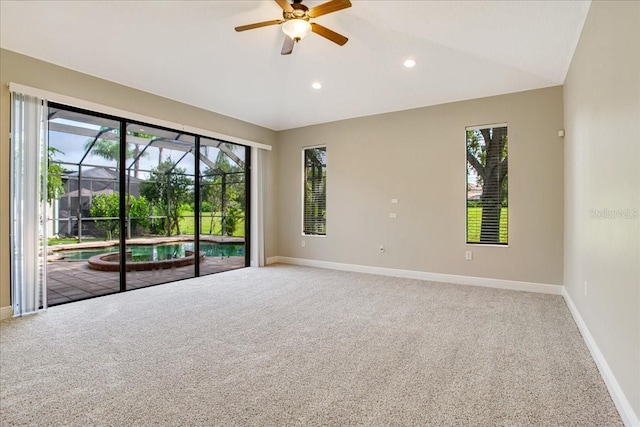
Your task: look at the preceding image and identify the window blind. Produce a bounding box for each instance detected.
[303,147,326,236]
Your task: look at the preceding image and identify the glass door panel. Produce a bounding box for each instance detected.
[199,138,247,275]
[124,123,196,289]
[46,106,121,305]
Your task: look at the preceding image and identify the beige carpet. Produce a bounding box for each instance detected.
[0,264,622,426]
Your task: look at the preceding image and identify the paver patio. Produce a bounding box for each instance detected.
[46,255,245,306]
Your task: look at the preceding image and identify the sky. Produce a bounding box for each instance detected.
[48,119,244,179]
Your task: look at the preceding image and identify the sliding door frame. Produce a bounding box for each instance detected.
[47,101,251,298]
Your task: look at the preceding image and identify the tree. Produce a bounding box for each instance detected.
[86,138,119,162]
[128,195,152,235]
[224,206,242,236]
[201,169,223,234]
[89,193,120,240]
[47,147,66,203]
[83,129,150,178]
[140,159,193,236]
[200,145,245,235]
[466,127,508,243]
[89,193,151,239]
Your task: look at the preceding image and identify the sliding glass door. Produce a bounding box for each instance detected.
[47,106,122,305]
[41,103,249,306]
[124,123,197,289]
[199,137,249,274]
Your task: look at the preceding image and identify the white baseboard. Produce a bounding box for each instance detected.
[271,256,563,295]
[563,289,639,427]
[0,306,14,320]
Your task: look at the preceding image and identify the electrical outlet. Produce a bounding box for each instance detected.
[389,213,398,219]
[301,240,306,248]
[584,281,588,296]
[379,245,385,253]
[465,251,473,261]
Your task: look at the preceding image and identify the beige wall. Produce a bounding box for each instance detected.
[277,87,564,285]
[0,49,278,310]
[564,1,640,417]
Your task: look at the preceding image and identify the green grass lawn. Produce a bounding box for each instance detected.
[47,237,84,246]
[467,207,508,244]
[49,213,244,244]
[48,236,111,246]
[179,212,245,237]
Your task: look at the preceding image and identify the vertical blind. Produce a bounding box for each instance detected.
[10,92,48,316]
[303,146,327,236]
[466,125,508,244]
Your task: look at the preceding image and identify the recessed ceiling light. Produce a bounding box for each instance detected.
[312,82,322,90]
[404,59,416,68]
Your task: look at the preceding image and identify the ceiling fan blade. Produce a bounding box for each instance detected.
[274,0,293,12]
[311,23,348,46]
[235,19,284,32]
[308,0,352,18]
[281,36,295,55]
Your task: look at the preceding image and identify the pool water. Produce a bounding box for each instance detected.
[60,242,244,261]
[60,246,119,260]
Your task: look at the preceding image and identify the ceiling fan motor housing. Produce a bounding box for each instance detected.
[284,3,310,21]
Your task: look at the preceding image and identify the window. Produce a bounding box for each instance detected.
[303,146,327,236]
[466,124,508,244]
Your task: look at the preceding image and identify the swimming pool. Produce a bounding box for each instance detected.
[60,242,244,262]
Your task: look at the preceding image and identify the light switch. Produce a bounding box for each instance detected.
[391,198,398,204]
[389,213,398,219]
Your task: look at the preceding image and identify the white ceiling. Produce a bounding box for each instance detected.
[0,1,591,131]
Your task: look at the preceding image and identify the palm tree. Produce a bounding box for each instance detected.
[83,128,150,178]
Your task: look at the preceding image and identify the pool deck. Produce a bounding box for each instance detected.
[46,236,246,306]
[47,256,245,306]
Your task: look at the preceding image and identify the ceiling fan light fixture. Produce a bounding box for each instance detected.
[282,19,312,41]
[404,59,416,68]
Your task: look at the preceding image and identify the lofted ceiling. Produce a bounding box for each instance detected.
[0,1,591,131]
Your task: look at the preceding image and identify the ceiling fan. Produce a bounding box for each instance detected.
[235,0,352,55]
